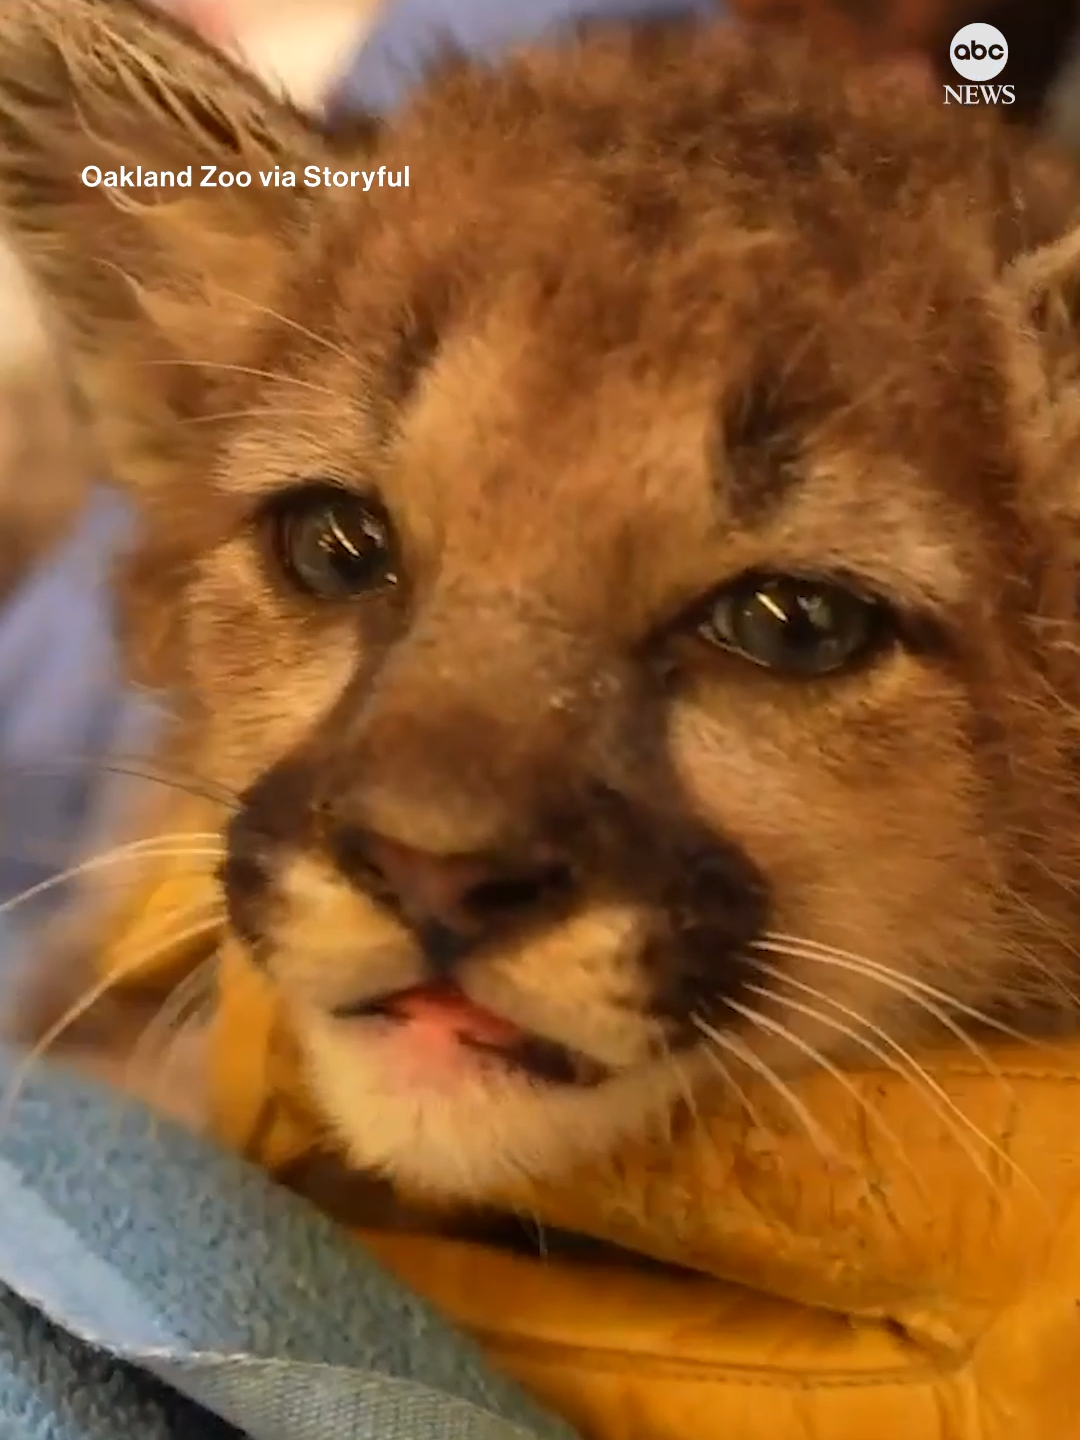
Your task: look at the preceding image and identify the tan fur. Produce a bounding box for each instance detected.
[4,0,1080,1198]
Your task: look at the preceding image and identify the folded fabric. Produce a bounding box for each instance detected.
[0,1047,578,1440]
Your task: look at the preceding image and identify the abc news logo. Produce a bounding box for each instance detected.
[943,23,1015,106]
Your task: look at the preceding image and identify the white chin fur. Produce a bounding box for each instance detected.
[299,1015,688,1200]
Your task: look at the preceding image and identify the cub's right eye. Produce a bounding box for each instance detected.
[267,483,399,600]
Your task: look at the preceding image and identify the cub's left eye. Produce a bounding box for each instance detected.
[699,573,887,677]
[269,484,398,600]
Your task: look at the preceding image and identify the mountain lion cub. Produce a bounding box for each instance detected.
[3,0,1080,1198]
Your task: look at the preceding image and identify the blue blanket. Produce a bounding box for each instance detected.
[0,1049,575,1440]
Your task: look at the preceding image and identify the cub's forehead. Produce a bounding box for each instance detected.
[326,145,1014,506]
[322,27,1014,453]
[349,17,1005,248]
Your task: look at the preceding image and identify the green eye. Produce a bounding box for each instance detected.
[272,484,398,600]
[699,574,887,676]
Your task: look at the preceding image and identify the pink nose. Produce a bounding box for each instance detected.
[356,832,575,941]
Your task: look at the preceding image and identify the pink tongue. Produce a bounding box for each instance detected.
[387,984,524,1046]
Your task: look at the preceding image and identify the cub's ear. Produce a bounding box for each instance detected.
[0,0,336,396]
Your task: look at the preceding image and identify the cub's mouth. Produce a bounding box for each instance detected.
[333,981,612,1087]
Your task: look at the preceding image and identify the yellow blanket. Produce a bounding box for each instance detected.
[95,829,1080,1440]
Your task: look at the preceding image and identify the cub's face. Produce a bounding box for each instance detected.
[5,0,1080,1197]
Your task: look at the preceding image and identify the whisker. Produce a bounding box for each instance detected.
[758,931,1033,1042]
[722,995,925,1192]
[0,910,221,1126]
[753,934,1021,1077]
[0,756,238,812]
[175,407,334,426]
[93,762,238,812]
[664,1045,697,1119]
[743,969,1013,1195]
[662,1025,767,1137]
[997,886,1080,1009]
[127,945,221,1101]
[140,358,346,402]
[657,1032,710,1140]
[692,1015,839,1162]
[518,1210,550,1263]
[663,1036,774,1173]
[206,286,361,371]
[0,836,224,922]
